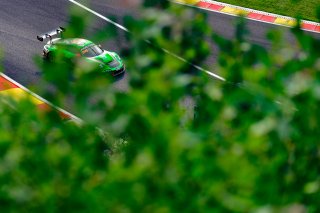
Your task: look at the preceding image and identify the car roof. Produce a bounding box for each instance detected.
[55,38,94,48]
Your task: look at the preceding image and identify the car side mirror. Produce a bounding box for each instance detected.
[98,44,102,48]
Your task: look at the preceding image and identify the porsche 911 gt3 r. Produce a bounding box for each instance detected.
[37,27,125,76]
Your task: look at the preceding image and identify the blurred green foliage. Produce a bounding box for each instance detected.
[1,0,320,212]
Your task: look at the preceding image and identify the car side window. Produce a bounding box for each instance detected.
[66,46,79,54]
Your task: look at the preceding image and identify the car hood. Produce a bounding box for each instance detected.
[86,51,123,72]
[94,51,121,67]
[94,52,113,63]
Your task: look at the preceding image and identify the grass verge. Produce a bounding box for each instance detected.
[215,0,319,22]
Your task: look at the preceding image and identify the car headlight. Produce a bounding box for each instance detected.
[111,52,121,61]
[115,54,121,61]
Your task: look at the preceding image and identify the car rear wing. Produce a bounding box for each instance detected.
[36,27,65,43]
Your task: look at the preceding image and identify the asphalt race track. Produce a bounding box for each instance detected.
[0,0,319,88]
[0,0,130,88]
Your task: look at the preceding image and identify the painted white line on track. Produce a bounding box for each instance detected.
[68,0,225,81]
[69,0,129,32]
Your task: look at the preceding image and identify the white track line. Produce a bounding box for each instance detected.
[68,0,225,81]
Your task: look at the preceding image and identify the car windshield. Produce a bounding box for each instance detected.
[81,45,103,57]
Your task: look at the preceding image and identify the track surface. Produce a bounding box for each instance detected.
[0,0,319,87]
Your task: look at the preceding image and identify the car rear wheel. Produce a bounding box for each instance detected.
[45,52,54,62]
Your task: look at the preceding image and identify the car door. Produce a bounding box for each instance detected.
[64,46,80,59]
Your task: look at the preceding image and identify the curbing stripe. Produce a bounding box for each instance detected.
[247,12,263,20]
[0,73,81,123]
[197,1,211,8]
[260,15,276,23]
[275,17,296,27]
[36,103,71,119]
[208,4,223,11]
[0,76,18,91]
[173,0,320,33]
[221,6,249,16]
[302,23,317,31]
[0,88,44,105]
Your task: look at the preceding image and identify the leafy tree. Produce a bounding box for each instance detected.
[0,0,320,212]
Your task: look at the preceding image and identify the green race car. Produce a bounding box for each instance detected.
[37,27,125,76]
